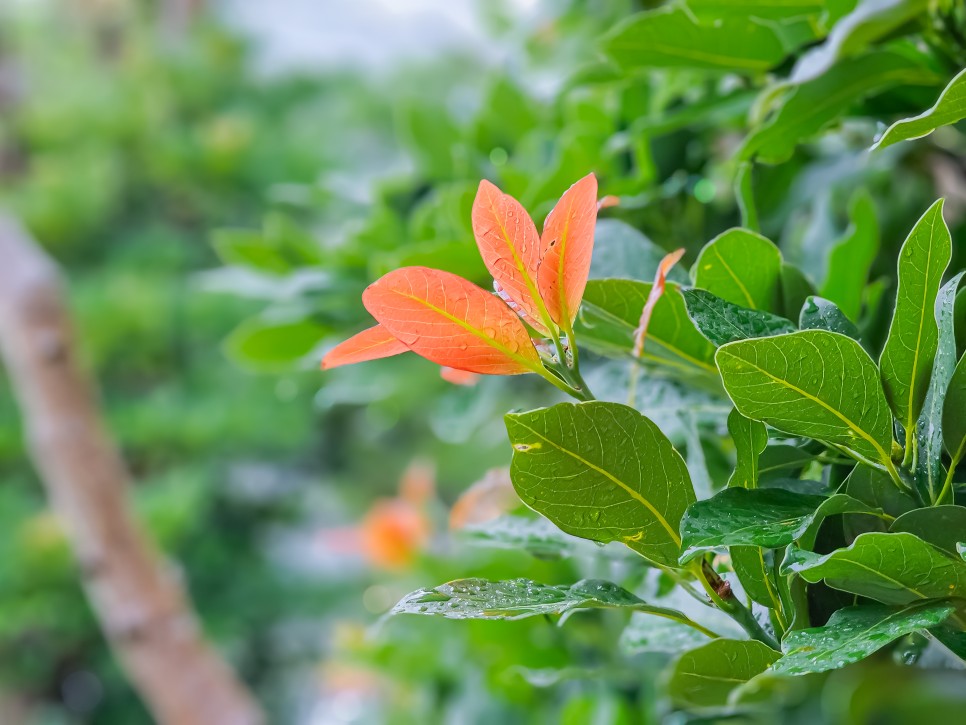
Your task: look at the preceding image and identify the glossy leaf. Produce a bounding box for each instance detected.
[505,402,696,567]
[875,68,966,149]
[589,219,688,283]
[362,266,540,375]
[821,190,879,321]
[880,200,951,437]
[772,602,955,675]
[679,488,879,564]
[890,507,966,557]
[392,577,689,622]
[945,351,966,473]
[538,173,597,327]
[667,639,780,710]
[914,272,964,503]
[577,280,717,375]
[321,324,409,370]
[601,6,788,74]
[799,296,860,340]
[682,289,797,347]
[727,409,768,489]
[716,330,895,470]
[471,180,547,332]
[693,228,782,311]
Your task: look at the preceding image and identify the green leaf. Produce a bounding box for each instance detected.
[914,272,965,503]
[461,514,597,560]
[620,615,714,655]
[679,488,880,564]
[682,289,797,348]
[693,228,783,311]
[577,281,717,375]
[732,546,784,609]
[601,6,788,74]
[741,51,940,164]
[391,578,689,622]
[780,263,818,321]
[727,408,769,489]
[799,296,860,340]
[821,190,879,321]
[213,216,323,275]
[880,200,952,439]
[225,317,328,373]
[842,465,918,539]
[890,506,966,557]
[772,602,955,675]
[790,0,931,84]
[716,330,896,471]
[505,402,696,567]
[667,639,780,710]
[874,68,966,149]
[782,532,966,624]
[589,219,688,283]
[683,0,838,22]
[945,350,966,476]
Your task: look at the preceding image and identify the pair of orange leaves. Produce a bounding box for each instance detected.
[322,174,604,377]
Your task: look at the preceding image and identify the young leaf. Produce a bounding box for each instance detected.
[772,602,955,675]
[362,266,540,375]
[679,488,880,564]
[821,190,879,321]
[782,532,966,621]
[682,289,797,347]
[538,173,598,327]
[945,351,966,478]
[667,639,780,710]
[914,272,965,503]
[472,180,548,332]
[693,228,782,311]
[873,67,966,149]
[505,402,696,567]
[727,409,768,489]
[577,280,717,374]
[799,296,860,340]
[601,6,788,74]
[391,578,692,622]
[716,330,895,471]
[890,507,966,557]
[321,324,409,370]
[880,200,951,441]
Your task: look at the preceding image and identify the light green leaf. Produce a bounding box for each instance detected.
[890,506,966,557]
[790,0,930,84]
[601,6,788,74]
[391,578,690,622]
[683,0,841,23]
[589,219,688,283]
[577,280,717,375]
[693,228,783,311]
[727,409,769,489]
[505,402,696,567]
[667,639,780,710]
[742,51,940,164]
[679,488,880,564]
[772,602,954,675]
[821,190,879,321]
[799,296,860,340]
[782,532,966,626]
[735,162,759,232]
[732,546,784,609]
[875,67,966,149]
[716,330,896,471]
[620,615,714,655]
[460,514,604,560]
[880,200,951,439]
[225,317,328,373]
[944,350,966,477]
[682,289,797,348]
[914,272,964,504]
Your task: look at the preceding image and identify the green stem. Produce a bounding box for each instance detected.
[692,562,780,650]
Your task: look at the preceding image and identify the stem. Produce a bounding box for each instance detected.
[692,561,780,650]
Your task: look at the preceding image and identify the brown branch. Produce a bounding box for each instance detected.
[0,215,264,725]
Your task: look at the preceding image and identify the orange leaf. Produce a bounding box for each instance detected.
[321,324,409,370]
[362,266,540,375]
[538,173,598,327]
[633,248,686,358]
[472,180,549,334]
[597,195,620,210]
[448,468,518,530]
[440,367,480,386]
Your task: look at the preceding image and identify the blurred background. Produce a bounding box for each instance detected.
[1,0,965,723]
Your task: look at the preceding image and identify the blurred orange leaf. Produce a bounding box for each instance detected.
[440,367,481,386]
[449,468,518,530]
[321,324,408,369]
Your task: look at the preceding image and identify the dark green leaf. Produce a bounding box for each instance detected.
[799,296,860,340]
[716,330,896,471]
[890,506,966,557]
[667,639,780,710]
[682,289,797,347]
[780,263,818,321]
[874,68,966,149]
[880,200,952,438]
[679,488,880,564]
[821,190,879,321]
[945,350,966,476]
[589,219,688,283]
[772,602,954,675]
[732,546,784,609]
[693,228,783,311]
[505,402,696,567]
[727,408,769,489]
[758,444,818,482]
[842,465,917,540]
